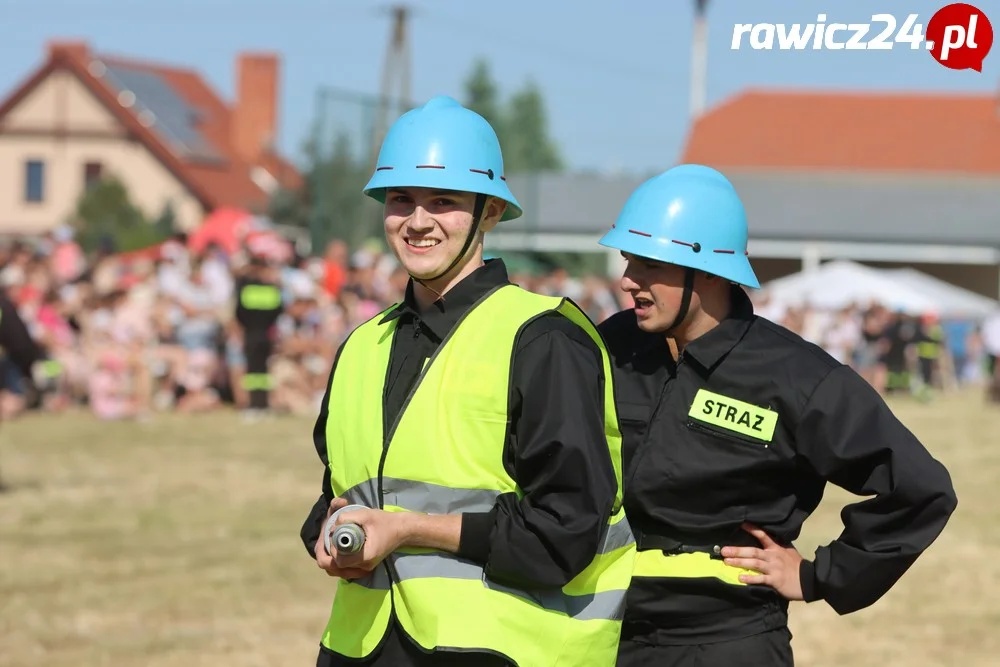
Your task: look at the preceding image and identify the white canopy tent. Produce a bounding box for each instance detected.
[757,260,999,320]
[884,268,999,320]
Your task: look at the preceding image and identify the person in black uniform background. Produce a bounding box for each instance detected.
[234,256,283,415]
[0,292,45,394]
[0,290,47,490]
[881,310,918,394]
[596,165,958,666]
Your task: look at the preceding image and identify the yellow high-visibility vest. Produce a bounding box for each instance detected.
[917,324,944,360]
[321,284,635,667]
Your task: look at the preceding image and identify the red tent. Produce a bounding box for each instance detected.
[116,242,164,264]
[187,207,254,255]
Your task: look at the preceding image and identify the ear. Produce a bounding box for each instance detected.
[477,197,507,234]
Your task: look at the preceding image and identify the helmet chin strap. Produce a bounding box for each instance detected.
[664,267,696,335]
[412,193,488,301]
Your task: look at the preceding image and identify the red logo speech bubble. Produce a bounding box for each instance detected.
[927,3,993,71]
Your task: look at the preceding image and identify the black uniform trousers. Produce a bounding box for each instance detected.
[617,628,794,667]
[243,331,272,410]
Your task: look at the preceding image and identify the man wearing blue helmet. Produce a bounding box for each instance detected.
[597,165,957,666]
[299,96,635,667]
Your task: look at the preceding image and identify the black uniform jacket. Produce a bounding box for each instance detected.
[599,287,957,645]
[301,259,618,666]
[234,277,283,334]
[0,293,44,379]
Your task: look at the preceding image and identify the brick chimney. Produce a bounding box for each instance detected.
[232,52,279,165]
[48,40,90,62]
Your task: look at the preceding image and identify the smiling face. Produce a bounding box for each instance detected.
[619,251,705,333]
[383,187,506,287]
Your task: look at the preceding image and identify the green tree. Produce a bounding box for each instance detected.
[461,61,563,174]
[152,201,177,238]
[267,126,382,254]
[463,58,505,139]
[71,178,169,253]
[503,80,563,173]
[279,69,565,256]
[268,186,309,230]
[268,128,321,233]
[305,131,381,251]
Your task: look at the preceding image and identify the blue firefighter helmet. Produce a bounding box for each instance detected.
[598,164,759,289]
[363,96,522,222]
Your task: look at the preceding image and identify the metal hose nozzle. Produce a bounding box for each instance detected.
[323,504,368,555]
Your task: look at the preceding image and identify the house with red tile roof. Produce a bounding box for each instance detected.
[0,40,300,235]
[683,88,1000,298]
[486,88,1000,299]
[680,88,1000,175]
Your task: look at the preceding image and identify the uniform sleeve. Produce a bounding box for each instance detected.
[299,346,342,558]
[234,279,249,328]
[0,296,44,378]
[235,280,284,331]
[456,315,618,589]
[794,364,958,614]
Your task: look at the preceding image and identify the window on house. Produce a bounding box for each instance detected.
[84,161,103,190]
[24,160,45,203]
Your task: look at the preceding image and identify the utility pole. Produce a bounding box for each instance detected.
[690,0,709,120]
[372,4,412,166]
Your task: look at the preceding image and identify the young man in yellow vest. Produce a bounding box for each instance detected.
[300,96,636,667]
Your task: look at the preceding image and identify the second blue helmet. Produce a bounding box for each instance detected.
[598,164,760,289]
[363,96,523,222]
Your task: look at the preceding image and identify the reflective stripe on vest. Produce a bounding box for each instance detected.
[322,284,636,666]
[241,373,272,390]
[336,476,636,602]
[631,549,758,587]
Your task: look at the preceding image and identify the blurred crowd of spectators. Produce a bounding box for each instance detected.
[0,229,631,422]
[1,227,997,422]
[752,295,1000,399]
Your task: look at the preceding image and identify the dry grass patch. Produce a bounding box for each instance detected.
[1,391,996,666]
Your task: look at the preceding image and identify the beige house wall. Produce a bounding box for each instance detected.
[0,69,204,234]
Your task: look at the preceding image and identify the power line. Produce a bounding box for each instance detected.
[0,2,372,22]
[372,4,413,163]
[424,10,671,84]
[4,2,675,85]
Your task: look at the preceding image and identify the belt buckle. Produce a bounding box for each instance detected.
[667,544,724,560]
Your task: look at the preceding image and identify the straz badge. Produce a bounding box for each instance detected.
[688,389,777,443]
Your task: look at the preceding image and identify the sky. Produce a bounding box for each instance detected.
[1,0,997,175]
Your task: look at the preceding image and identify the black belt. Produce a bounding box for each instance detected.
[635,529,764,561]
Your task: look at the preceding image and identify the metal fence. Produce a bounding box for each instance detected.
[304,86,418,253]
[311,86,417,169]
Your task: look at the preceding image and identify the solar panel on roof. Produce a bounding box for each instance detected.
[102,64,222,162]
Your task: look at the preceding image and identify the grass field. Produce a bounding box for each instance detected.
[1,390,997,667]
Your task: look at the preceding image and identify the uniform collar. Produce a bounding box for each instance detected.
[681,286,755,371]
[380,258,511,339]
